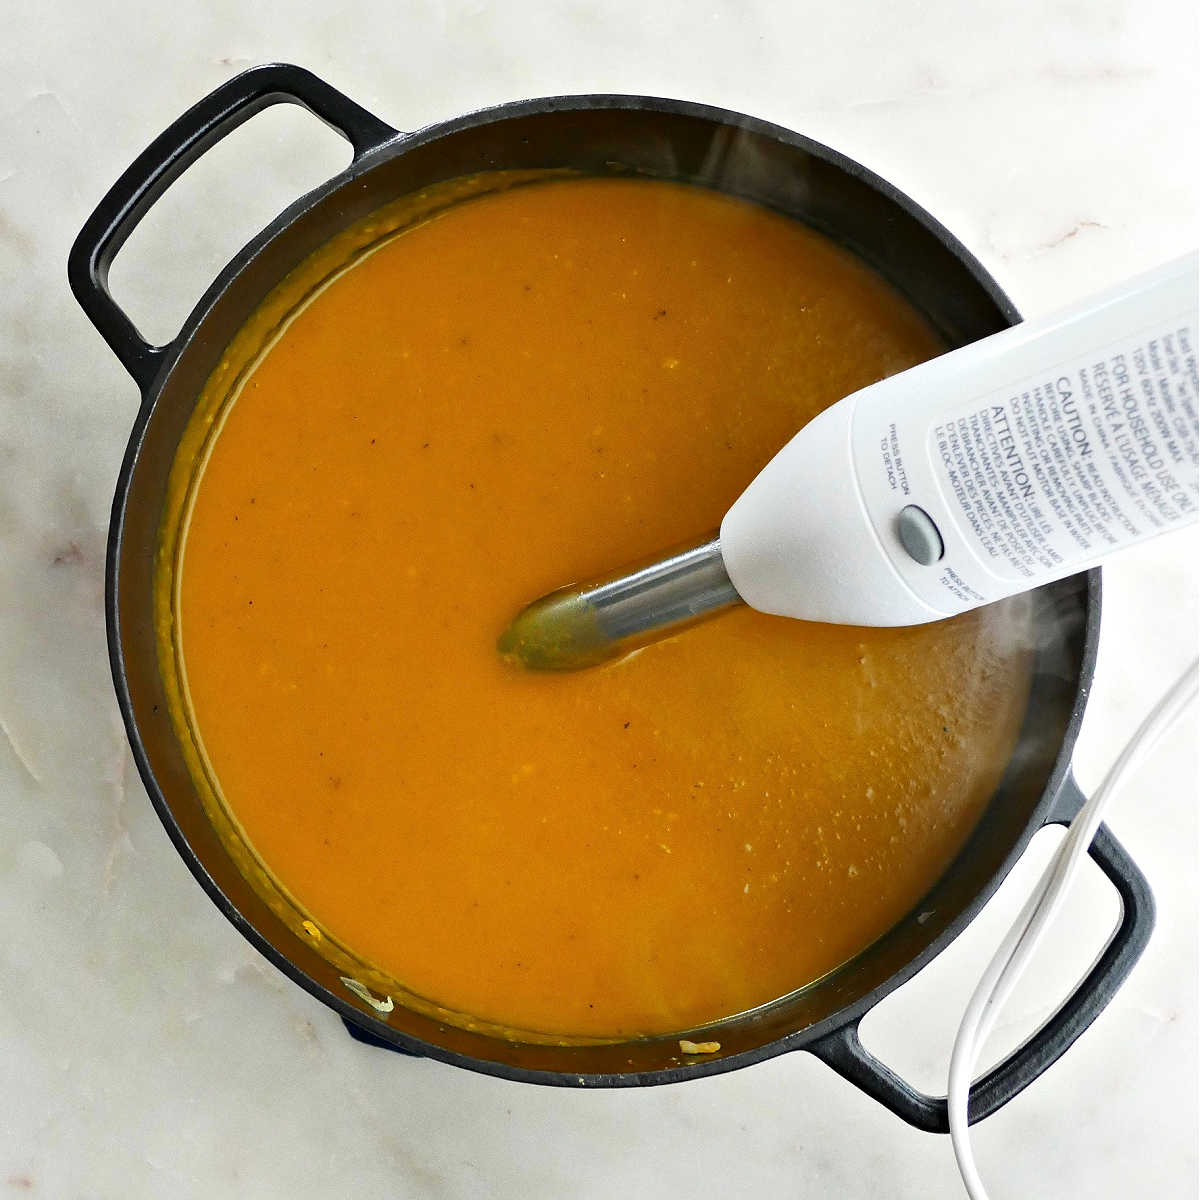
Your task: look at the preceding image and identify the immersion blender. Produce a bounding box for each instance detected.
[499,253,1198,670]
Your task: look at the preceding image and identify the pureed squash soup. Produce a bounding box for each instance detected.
[159,175,1034,1041]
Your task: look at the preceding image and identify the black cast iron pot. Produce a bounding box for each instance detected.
[68,63,1153,1132]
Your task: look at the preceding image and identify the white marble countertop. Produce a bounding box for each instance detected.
[1,1,1196,1196]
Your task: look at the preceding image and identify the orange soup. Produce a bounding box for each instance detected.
[162,177,1032,1039]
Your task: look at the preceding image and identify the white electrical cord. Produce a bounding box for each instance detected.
[947,658,1199,1200]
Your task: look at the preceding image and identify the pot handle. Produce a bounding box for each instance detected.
[806,773,1154,1132]
[67,63,398,392]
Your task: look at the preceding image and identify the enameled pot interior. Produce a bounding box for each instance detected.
[112,101,1088,1081]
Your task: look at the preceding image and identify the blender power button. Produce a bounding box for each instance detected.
[897,505,945,565]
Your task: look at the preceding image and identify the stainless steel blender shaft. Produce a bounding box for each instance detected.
[497,535,743,671]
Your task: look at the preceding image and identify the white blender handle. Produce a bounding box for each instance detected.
[721,253,1199,625]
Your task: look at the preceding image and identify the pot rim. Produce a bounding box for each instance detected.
[99,83,1103,1091]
